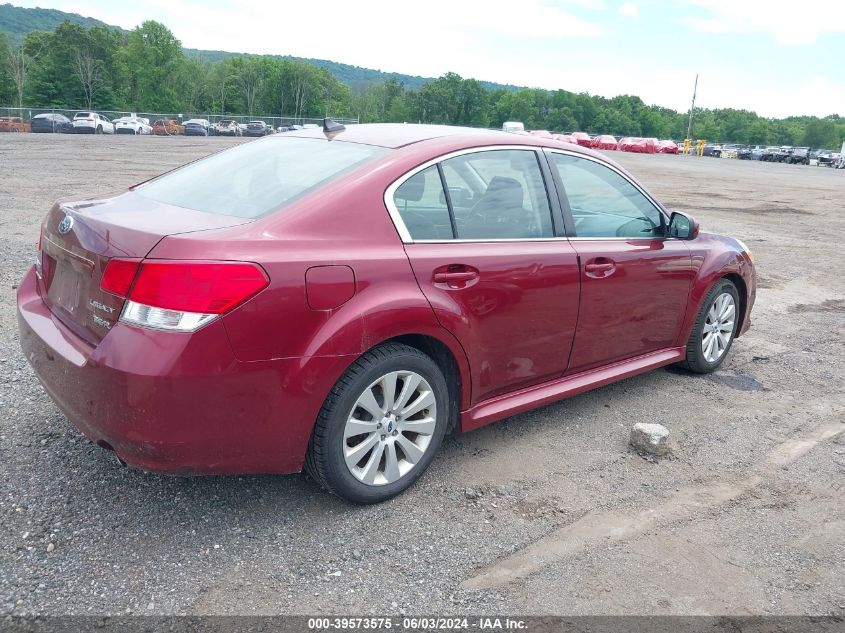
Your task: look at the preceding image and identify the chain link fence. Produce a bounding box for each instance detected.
[0,106,358,129]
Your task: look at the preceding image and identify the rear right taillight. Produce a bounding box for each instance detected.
[100,259,269,332]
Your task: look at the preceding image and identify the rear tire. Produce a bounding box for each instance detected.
[96,126,102,135]
[305,343,449,504]
[680,279,739,374]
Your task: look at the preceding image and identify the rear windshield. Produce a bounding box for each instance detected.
[135,137,388,219]
[75,112,91,118]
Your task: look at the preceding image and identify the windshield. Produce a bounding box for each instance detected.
[135,137,389,219]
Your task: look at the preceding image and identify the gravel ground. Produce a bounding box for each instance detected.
[0,134,843,616]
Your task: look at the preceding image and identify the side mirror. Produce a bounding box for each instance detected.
[669,211,699,240]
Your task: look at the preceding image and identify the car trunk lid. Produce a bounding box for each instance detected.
[39,191,252,345]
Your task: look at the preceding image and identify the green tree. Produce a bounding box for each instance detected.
[117,20,184,110]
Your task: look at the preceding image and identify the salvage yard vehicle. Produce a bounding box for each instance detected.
[786,147,809,165]
[72,112,114,134]
[114,116,152,135]
[591,134,617,150]
[817,151,839,167]
[244,120,271,137]
[502,121,525,133]
[570,132,593,147]
[30,113,72,133]
[0,116,31,132]
[17,123,756,503]
[618,137,657,153]
[152,119,184,135]
[761,146,783,161]
[213,119,241,136]
[656,140,679,154]
[184,119,211,136]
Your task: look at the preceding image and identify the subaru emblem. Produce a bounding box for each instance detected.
[387,421,394,433]
[58,215,74,235]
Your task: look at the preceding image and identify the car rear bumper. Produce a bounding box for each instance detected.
[115,128,136,134]
[184,129,208,136]
[17,266,351,475]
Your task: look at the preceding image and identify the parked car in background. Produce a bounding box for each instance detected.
[737,146,752,160]
[570,132,592,147]
[761,146,781,162]
[786,147,809,165]
[213,120,241,136]
[245,120,271,137]
[17,123,756,503]
[502,121,525,133]
[0,116,31,133]
[750,145,765,160]
[656,140,679,154]
[30,113,72,133]
[817,151,839,167]
[152,119,184,136]
[552,133,576,144]
[184,119,211,136]
[591,135,618,150]
[72,112,114,134]
[721,144,741,159]
[702,144,722,157]
[114,116,152,135]
[618,137,657,153]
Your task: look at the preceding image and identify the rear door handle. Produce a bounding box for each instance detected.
[584,258,616,278]
[432,265,479,288]
[433,271,477,283]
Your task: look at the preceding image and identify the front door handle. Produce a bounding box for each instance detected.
[584,258,616,278]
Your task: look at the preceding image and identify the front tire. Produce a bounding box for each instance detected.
[681,279,739,373]
[305,343,449,503]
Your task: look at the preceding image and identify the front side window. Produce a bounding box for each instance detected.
[441,150,554,239]
[550,153,664,238]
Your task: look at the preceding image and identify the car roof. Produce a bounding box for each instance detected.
[283,123,525,149]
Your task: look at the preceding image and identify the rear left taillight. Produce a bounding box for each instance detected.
[101,259,269,332]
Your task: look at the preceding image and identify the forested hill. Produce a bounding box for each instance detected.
[0,3,517,91]
[0,3,111,38]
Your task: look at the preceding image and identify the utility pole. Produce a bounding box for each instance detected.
[686,73,698,141]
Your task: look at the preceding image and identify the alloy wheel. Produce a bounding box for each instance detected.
[702,292,736,363]
[343,370,437,486]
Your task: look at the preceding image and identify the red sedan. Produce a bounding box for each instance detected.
[18,123,756,503]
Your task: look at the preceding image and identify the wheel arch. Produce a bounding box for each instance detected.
[386,333,465,433]
[721,272,748,336]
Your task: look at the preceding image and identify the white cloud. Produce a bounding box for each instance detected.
[619,2,639,17]
[679,0,845,45]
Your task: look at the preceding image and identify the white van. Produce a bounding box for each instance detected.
[502,121,525,133]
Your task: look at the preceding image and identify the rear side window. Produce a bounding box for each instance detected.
[441,149,554,239]
[393,166,453,240]
[391,149,555,241]
[135,137,388,218]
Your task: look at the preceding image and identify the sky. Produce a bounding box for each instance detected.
[14,0,845,118]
